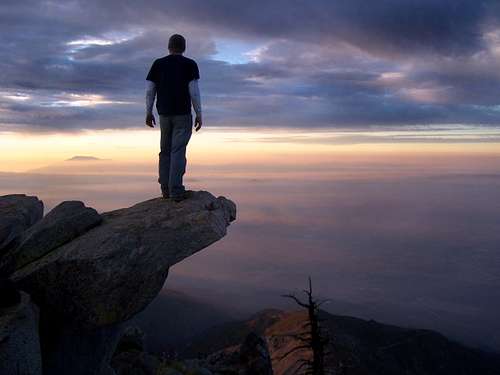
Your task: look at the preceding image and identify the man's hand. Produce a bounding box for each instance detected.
[145,113,156,128]
[194,115,202,132]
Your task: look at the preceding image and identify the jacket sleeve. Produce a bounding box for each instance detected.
[145,81,156,115]
[188,79,202,118]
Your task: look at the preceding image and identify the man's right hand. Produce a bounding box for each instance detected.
[194,115,202,132]
[145,113,156,128]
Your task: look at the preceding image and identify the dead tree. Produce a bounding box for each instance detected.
[280,277,329,375]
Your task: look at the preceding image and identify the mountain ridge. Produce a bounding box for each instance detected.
[185,308,500,375]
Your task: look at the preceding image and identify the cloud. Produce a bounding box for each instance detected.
[1,0,500,131]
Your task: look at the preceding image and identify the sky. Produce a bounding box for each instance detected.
[1,0,500,352]
[1,0,500,132]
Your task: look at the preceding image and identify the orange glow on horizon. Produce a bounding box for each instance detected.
[1,127,500,173]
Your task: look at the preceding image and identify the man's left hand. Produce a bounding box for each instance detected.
[146,113,156,128]
[194,115,202,132]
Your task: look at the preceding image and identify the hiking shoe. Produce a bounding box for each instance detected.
[171,190,193,202]
[171,194,186,202]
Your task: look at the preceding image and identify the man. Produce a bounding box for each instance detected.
[145,34,202,202]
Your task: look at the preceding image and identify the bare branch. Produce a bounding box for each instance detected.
[278,344,311,361]
[282,293,309,308]
[317,299,331,307]
[280,277,329,375]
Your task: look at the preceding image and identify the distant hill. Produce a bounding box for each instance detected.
[182,309,500,375]
[115,290,500,374]
[65,155,104,161]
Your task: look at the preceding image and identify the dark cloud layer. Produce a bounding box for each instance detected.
[1,0,500,131]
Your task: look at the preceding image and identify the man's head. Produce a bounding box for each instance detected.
[168,34,186,54]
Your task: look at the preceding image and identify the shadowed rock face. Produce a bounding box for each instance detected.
[240,332,274,375]
[0,194,43,256]
[0,292,42,375]
[12,191,236,329]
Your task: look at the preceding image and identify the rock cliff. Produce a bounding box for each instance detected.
[0,291,42,375]
[0,191,236,375]
[0,194,43,256]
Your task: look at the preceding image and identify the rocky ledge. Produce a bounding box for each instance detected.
[0,191,236,375]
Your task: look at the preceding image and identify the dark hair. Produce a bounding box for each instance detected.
[168,34,186,53]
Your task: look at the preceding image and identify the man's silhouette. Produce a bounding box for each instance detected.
[145,34,202,202]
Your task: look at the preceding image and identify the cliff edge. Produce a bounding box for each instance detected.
[0,191,236,375]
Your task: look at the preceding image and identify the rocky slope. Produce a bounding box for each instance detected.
[0,191,236,375]
[183,309,500,375]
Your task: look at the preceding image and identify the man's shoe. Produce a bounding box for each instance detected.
[171,194,186,202]
[171,190,192,202]
[161,191,170,199]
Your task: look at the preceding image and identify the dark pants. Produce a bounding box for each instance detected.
[158,114,192,197]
